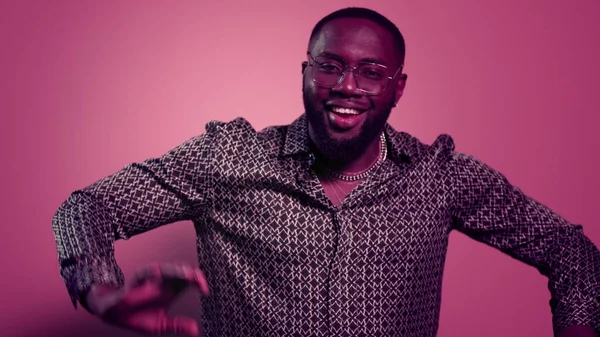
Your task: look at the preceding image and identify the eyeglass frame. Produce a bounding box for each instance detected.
[303,51,404,96]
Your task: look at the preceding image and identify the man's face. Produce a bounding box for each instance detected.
[303,17,406,164]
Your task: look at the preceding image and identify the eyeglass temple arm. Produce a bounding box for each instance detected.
[391,65,404,79]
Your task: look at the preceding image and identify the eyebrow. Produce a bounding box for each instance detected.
[319,51,388,67]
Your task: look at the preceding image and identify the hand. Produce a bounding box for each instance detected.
[84,263,210,337]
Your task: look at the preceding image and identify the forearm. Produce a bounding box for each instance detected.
[546,231,600,334]
[52,159,205,307]
[449,152,600,333]
[52,191,125,308]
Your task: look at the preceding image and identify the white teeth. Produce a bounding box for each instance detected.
[331,107,361,115]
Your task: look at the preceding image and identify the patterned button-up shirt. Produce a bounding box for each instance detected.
[52,114,600,337]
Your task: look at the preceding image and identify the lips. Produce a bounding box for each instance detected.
[324,103,369,131]
[328,106,363,115]
[325,103,368,115]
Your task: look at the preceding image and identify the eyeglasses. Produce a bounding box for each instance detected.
[306,52,403,96]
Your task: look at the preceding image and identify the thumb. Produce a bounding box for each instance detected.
[160,315,200,337]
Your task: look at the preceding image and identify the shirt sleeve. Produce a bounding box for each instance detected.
[51,122,219,308]
[449,152,600,334]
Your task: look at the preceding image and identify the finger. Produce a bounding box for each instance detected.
[132,263,163,286]
[159,263,195,281]
[133,263,208,296]
[172,265,210,296]
[160,314,200,337]
[156,264,209,296]
[121,279,165,308]
[126,310,199,337]
[193,268,210,296]
[160,264,198,295]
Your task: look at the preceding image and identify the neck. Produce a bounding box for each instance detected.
[314,132,383,175]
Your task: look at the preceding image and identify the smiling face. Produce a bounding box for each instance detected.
[303,17,406,164]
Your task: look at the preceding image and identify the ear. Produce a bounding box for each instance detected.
[394,74,408,105]
[302,61,308,74]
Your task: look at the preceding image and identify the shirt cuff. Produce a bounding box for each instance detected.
[552,291,600,334]
[59,253,125,309]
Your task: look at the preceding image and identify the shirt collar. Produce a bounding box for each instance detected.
[282,113,416,165]
[282,114,312,157]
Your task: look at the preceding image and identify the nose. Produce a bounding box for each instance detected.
[331,69,362,97]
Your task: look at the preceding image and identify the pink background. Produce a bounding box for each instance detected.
[1,1,599,336]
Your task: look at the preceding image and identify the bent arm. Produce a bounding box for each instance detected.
[52,127,218,308]
[449,152,600,335]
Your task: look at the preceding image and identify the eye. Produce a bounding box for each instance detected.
[317,63,342,74]
[360,66,386,79]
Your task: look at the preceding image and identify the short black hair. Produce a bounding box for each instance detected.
[308,7,406,65]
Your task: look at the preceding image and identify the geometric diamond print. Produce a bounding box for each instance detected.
[52,114,600,336]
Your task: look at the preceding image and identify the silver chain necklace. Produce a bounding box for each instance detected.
[319,133,387,182]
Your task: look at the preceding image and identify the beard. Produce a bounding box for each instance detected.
[303,89,394,166]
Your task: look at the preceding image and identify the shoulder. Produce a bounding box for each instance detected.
[385,126,501,179]
[384,125,456,165]
[203,117,289,154]
[206,117,289,136]
[205,117,257,137]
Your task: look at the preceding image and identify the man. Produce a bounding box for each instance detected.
[52,7,600,337]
